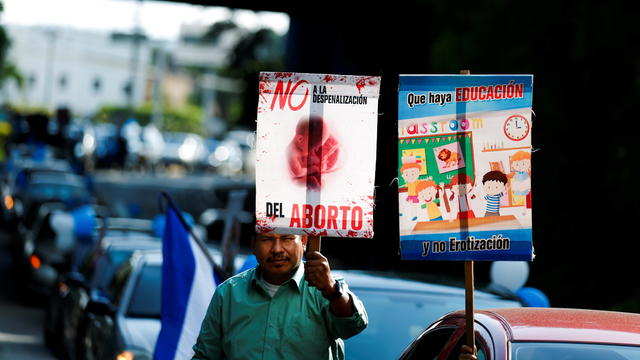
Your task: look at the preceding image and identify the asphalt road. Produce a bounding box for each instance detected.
[0,232,54,360]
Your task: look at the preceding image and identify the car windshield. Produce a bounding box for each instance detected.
[126,264,162,319]
[345,289,476,360]
[29,183,88,201]
[512,342,640,360]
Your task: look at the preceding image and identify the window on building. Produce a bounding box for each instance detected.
[93,77,102,93]
[28,73,36,88]
[58,74,68,90]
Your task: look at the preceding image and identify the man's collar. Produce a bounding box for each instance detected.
[252,263,304,292]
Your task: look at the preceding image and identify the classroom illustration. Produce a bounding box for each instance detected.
[398,130,532,236]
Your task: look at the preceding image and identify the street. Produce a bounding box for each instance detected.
[0,232,53,360]
[0,170,250,359]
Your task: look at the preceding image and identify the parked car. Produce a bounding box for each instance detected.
[10,172,95,296]
[336,270,522,360]
[12,170,93,232]
[161,132,209,171]
[79,248,248,360]
[1,157,74,230]
[399,307,640,360]
[79,261,521,360]
[44,219,160,359]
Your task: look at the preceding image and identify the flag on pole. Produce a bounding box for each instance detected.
[154,200,219,360]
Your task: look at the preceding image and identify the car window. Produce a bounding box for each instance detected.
[345,289,474,360]
[448,335,488,360]
[79,246,103,278]
[29,183,89,201]
[34,215,56,244]
[107,260,133,305]
[91,249,133,290]
[126,264,162,319]
[512,342,640,360]
[399,328,456,360]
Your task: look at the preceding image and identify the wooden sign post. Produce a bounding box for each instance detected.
[308,235,322,253]
[459,69,475,351]
[465,259,475,350]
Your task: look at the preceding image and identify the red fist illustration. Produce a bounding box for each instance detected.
[288,116,341,190]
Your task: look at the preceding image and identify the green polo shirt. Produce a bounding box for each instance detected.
[192,264,368,359]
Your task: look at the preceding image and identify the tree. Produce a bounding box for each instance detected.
[220,27,285,129]
[0,1,24,97]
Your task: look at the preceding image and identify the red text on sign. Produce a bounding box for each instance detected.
[289,204,363,231]
[270,80,310,111]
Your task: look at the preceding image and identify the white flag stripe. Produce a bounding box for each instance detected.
[173,234,216,360]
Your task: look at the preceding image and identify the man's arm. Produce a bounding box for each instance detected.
[305,251,368,339]
[192,290,224,359]
[459,345,478,360]
[304,251,353,316]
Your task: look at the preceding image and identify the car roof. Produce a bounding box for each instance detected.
[105,236,161,251]
[472,308,640,345]
[335,270,520,304]
[129,246,248,273]
[29,172,85,186]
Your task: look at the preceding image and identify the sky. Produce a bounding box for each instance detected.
[1,0,290,40]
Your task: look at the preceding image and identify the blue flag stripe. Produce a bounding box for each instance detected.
[155,205,197,360]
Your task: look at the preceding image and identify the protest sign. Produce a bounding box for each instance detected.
[398,75,534,260]
[256,72,380,238]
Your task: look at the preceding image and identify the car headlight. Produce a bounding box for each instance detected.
[116,349,151,360]
[4,195,14,210]
[116,351,134,360]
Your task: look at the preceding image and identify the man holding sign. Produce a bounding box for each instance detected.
[191,232,367,359]
[192,72,379,359]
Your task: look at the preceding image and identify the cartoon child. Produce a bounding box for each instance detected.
[446,174,476,220]
[416,180,443,221]
[509,151,532,208]
[400,162,422,221]
[482,170,508,217]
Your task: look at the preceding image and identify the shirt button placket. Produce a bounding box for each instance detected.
[263,298,278,359]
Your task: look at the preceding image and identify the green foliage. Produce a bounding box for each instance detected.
[187,19,285,130]
[1,62,24,89]
[203,20,238,44]
[7,103,51,116]
[0,1,24,92]
[95,104,204,135]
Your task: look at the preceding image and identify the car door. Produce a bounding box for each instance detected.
[400,317,496,360]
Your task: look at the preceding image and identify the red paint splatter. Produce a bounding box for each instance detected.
[255,218,275,233]
[355,76,379,93]
[275,72,293,79]
[259,73,270,81]
[346,230,359,237]
[323,75,337,82]
[303,229,328,237]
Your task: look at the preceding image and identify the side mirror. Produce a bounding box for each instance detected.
[65,271,88,290]
[33,263,58,288]
[85,297,116,317]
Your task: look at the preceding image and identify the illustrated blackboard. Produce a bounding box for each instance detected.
[398,132,475,188]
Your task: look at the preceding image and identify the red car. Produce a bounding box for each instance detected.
[400,308,640,360]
